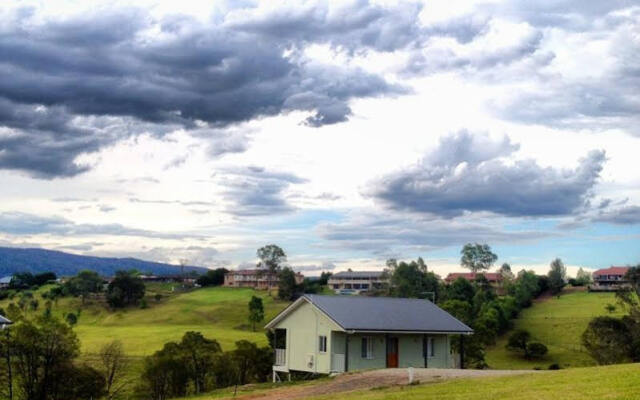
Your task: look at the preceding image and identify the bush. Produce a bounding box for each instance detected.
[66,312,78,326]
[548,363,561,370]
[526,342,548,359]
[154,293,162,302]
[582,316,632,365]
[139,298,148,309]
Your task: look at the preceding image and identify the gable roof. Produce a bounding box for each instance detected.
[593,266,629,276]
[0,315,12,325]
[266,294,473,334]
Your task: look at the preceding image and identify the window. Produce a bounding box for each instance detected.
[361,337,374,359]
[427,337,435,357]
[319,335,327,353]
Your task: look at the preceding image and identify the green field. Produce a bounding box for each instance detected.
[310,363,640,400]
[485,289,624,369]
[1,284,289,356]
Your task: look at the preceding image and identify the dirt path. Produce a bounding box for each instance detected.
[234,368,537,400]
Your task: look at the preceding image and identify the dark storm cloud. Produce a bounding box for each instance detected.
[318,212,552,254]
[0,211,197,239]
[217,166,308,216]
[368,131,606,218]
[0,2,412,178]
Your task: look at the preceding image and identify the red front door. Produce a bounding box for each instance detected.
[387,337,399,368]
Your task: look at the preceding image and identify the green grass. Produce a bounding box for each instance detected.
[309,363,640,400]
[1,285,289,356]
[485,289,624,369]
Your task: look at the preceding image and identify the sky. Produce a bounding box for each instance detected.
[0,0,639,277]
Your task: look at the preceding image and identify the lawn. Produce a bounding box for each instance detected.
[1,284,289,356]
[309,363,640,400]
[485,289,624,369]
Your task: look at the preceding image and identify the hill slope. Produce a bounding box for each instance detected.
[485,289,623,369]
[0,246,206,277]
[0,285,289,355]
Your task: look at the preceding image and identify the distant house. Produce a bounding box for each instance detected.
[265,295,473,381]
[0,276,11,289]
[327,271,388,294]
[223,269,304,290]
[590,266,630,292]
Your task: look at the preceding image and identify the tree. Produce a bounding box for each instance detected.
[8,316,81,400]
[179,332,221,394]
[389,259,440,299]
[231,340,272,386]
[66,270,103,305]
[447,278,476,304]
[140,343,189,400]
[277,267,299,301]
[106,270,145,308]
[499,263,515,281]
[99,340,130,400]
[460,243,498,273]
[196,268,229,287]
[505,329,546,359]
[582,316,632,365]
[248,296,264,331]
[526,342,548,359]
[59,364,107,400]
[576,268,592,286]
[256,245,287,273]
[66,312,78,326]
[548,258,566,296]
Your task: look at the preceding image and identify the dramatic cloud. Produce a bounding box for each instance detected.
[318,212,552,254]
[368,131,606,218]
[494,8,640,133]
[0,1,412,177]
[0,211,197,239]
[217,166,308,216]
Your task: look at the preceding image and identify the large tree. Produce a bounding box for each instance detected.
[65,270,103,305]
[256,245,287,273]
[460,243,498,273]
[389,259,440,300]
[277,267,299,301]
[548,258,567,295]
[106,270,145,308]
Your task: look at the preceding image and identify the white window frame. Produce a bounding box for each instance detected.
[318,335,327,353]
[361,336,374,359]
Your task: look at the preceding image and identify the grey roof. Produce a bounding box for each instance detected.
[0,315,12,325]
[0,276,11,284]
[331,271,385,279]
[304,295,472,333]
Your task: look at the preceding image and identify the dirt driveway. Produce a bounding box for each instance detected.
[233,368,536,400]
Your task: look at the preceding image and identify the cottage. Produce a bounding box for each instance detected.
[590,266,630,291]
[224,269,304,290]
[327,271,388,294]
[265,295,473,381]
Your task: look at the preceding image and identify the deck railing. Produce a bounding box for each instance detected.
[275,348,286,366]
[331,353,345,372]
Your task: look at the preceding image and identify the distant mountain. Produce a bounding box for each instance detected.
[0,247,207,277]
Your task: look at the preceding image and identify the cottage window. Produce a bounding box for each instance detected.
[319,335,327,353]
[427,337,435,357]
[361,337,374,359]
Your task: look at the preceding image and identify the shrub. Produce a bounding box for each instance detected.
[526,342,548,359]
[66,312,78,326]
[548,363,561,370]
[582,316,632,365]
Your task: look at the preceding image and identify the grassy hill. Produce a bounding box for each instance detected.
[313,363,640,400]
[1,285,289,355]
[485,289,624,369]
